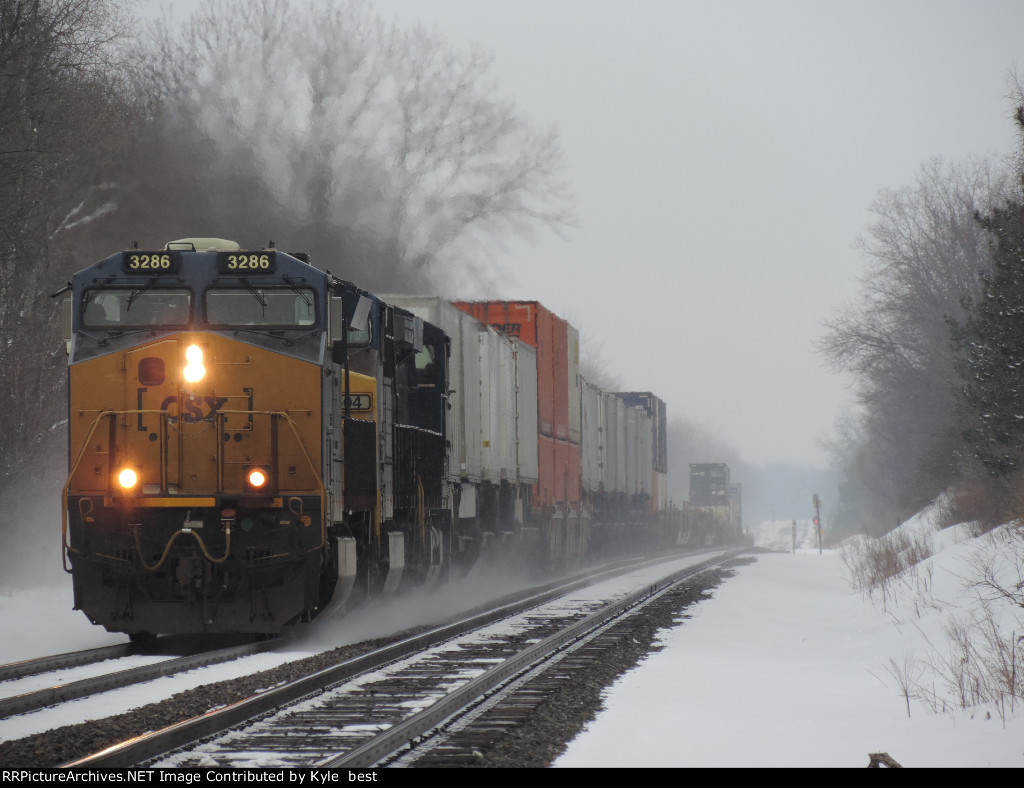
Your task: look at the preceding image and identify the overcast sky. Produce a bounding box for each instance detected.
[143,0,1024,468]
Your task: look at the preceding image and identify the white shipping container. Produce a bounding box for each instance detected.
[478,329,519,482]
[580,379,602,493]
[567,323,581,445]
[637,407,653,497]
[605,392,626,495]
[625,405,640,494]
[499,335,517,478]
[654,470,669,510]
[624,405,653,498]
[460,316,484,481]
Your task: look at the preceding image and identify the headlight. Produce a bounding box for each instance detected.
[118,468,138,490]
[183,344,206,383]
[247,468,268,489]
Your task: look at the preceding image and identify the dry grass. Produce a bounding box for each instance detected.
[846,517,1024,724]
[922,604,1024,724]
[839,528,934,610]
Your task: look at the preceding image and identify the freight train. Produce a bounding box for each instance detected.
[57,239,738,639]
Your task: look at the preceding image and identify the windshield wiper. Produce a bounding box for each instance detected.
[240,278,268,308]
[75,328,107,346]
[81,277,117,307]
[282,327,320,346]
[281,275,311,307]
[126,277,159,312]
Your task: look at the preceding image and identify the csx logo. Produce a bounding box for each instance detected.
[158,394,229,423]
[136,387,229,428]
[492,322,522,335]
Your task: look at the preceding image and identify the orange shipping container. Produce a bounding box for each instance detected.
[537,433,556,508]
[552,315,569,441]
[553,437,582,505]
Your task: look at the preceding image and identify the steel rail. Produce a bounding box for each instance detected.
[0,644,134,682]
[0,639,281,719]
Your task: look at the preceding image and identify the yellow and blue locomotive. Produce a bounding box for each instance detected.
[61,239,452,638]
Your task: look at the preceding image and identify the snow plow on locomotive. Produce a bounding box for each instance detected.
[58,239,738,638]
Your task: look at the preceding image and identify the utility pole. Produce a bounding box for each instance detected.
[813,493,822,555]
[791,519,796,554]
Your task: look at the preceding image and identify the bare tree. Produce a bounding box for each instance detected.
[385,24,574,282]
[0,0,134,482]
[131,0,575,292]
[819,156,1017,534]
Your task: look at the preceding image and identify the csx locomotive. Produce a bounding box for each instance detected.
[59,239,735,639]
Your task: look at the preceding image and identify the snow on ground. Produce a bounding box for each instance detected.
[1,508,1022,768]
[556,508,1024,768]
[0,587,125,662]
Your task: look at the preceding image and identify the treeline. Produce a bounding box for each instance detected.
[821,88,1024,536]
[0,0,574,489]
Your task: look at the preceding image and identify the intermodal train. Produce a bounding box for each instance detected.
[57,239,738,639]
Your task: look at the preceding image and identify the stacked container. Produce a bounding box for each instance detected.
[581,384,668,513]
[617,392,669,511]
[454,301,581,510]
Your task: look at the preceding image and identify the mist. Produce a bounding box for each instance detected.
[293,558,560,655]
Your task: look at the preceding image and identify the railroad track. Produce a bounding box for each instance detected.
[0,643,135,682]
[61,549,743,768]
[0,637,279,719]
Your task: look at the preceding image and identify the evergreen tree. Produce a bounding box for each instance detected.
[953,197,1024,475]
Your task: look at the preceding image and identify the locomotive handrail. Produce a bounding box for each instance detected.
[61,409,328,573]
[62,409,120,573]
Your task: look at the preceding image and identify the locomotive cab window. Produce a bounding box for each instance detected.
[414,345,437,385]
[82,288,191,328]
[205,287,317,327]
[346,322,372,347]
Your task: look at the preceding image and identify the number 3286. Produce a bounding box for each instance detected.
[226,254,271,269]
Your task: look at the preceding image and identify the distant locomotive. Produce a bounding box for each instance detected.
[689,463,743,545]
[58,239,737,638]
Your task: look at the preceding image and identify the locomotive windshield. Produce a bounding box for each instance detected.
[206,287,317,327]
[82,288,191,327]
